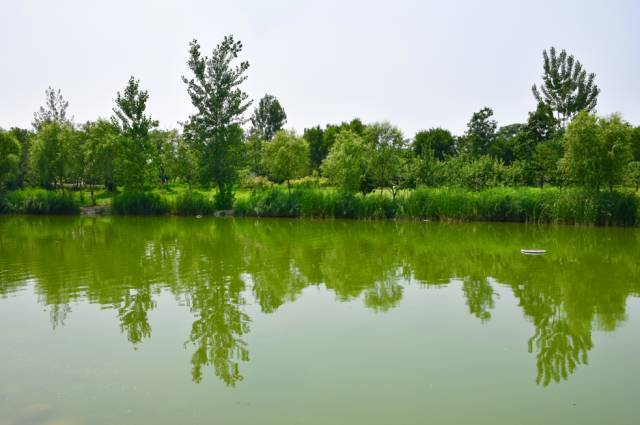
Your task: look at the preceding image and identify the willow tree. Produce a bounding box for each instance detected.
[532,47,600,128]
[182,36,252,209]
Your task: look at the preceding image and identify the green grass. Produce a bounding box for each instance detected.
[0,189,80,215]
[235,186,640,226]
[3,184,638,225]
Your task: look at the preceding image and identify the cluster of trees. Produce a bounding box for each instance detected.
[2,42,640,207]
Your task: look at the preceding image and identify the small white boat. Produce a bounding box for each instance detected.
[520,249,546,255]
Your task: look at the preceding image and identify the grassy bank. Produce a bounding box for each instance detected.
[235,187,640,226]
[0,189,80,215]
[2,186,638,226]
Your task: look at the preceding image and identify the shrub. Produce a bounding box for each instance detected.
[174,191,215,215]
[1,189,80,215]
[112,191,170,215]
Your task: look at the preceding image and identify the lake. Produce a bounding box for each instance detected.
[1,216,639,425]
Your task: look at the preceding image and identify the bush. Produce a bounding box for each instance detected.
[0,189,80,215]
[174,191,215,215]
[289,175,329,189]
[112,191,170,215]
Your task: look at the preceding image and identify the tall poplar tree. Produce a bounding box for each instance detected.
[182,36,252,208]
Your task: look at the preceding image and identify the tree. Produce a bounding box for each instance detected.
[532,47,600,128]
[460,107,497,157]
[363,122,406,193]
[182,36,252,208]
[304,126,325,171]
[625,161,640,191]
[32,86,71,130]
[83,119,119,203]
[492,123,525,164]
[262,130,309,193]
[112,76,158,191]
[250,94,287,141]
[9,128,33,188]
[150,130,178,188]
[321,129,369,192]
[630,127,640,161]
[30,121,75,189]
[174,137,199,190]
[0,130,20,190]
[563,112,632,190]
[413,128,456,161]
[532,138,563,187]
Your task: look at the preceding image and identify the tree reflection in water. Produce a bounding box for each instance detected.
[1,216,639,387]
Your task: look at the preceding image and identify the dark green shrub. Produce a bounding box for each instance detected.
[2,189,79,215]
[174,191,215,215]
[112,191,169,215]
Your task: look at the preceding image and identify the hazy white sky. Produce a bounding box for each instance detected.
[1,0,638,136]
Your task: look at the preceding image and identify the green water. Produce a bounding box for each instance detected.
[1,217,639,425]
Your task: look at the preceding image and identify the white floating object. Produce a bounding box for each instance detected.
[520,249,546,255]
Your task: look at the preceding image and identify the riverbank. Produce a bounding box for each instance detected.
[2,186,639,226]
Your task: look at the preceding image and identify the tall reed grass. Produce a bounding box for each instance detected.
[0,189,80,215]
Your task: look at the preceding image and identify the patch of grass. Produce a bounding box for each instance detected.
[0,189,80,215]
[112,191,170,215]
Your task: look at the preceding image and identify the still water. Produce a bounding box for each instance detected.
[0,216,639,425]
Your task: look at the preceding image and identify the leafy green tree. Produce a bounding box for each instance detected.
[413,128,456,161]
[304,126,326,171]
[305,119,365,171]
[182,36,251,208]
[150,130,178,188]
[112,76,158,191]
[32,86,71,130]
[532,47,600,127]
[250,94,287,141]
[0,129,21,190]
[625,161,640,191]
[174,137,199,190]
[563,112,632,190]
[630,126,640,161]
[321,129,369,192]
[460,107,497,157]
[532,138,563,187]
[83,119,119,203]
[30,121,75,189]
[363,122,406,192]
[262,130,309,193]
[492,123,525,164]
[8,128,33,188]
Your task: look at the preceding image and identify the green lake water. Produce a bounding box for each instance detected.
[1,216,639,425]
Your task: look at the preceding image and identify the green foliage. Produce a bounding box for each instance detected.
[30,121,76,189]
[532,47,600,127]
[82,119,119,202]
[112,76,159,191]
[460,107,496,157]
[8,128,33,189]
[413,128,456,161]
[1,188,79,214]
[234,186,638,225]
[321,129,369,192]
[182,36,251,209]
[112,191,170,215]
[174,191,215,215]
[364,122,406,191]
[625,161,640,191]
[262,130,309,191]
[563,112,632,190]
[0,129,21,190]
[250,94,287,141]
[32,86,71,131]
[173,137,199,188]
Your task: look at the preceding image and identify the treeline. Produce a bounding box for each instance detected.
[1,39,640,217]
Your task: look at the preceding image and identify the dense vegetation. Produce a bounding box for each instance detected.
[1,40,639,224]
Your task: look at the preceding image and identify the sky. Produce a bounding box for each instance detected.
[1,0,639,136]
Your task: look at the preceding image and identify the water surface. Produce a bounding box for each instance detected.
[1,216,639,424]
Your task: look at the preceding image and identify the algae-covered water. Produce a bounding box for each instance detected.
[1,216,639,424]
